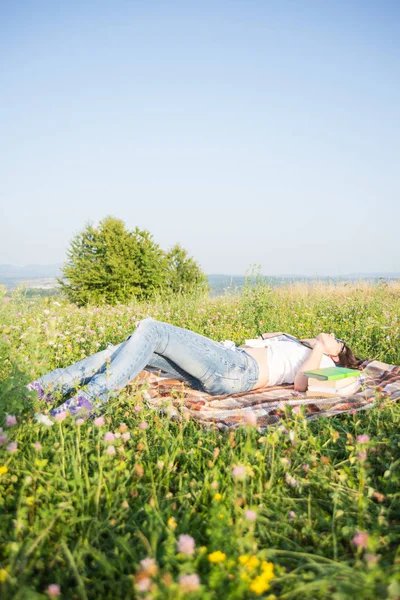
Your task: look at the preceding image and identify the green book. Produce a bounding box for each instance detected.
[303,367,361,381]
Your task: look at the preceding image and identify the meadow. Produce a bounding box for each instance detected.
[0,280,399,599]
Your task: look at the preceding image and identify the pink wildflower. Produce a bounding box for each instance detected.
[54,411,67,422]
[357,450,367,462]
[106,445,116,455]
[7,442,18,453]
[157,460,164,469]
[76,418,85,426]
[6,415,17,427]
[243,411,257,426]
[139,557,158,576]
[104,431,115,442]
[94,416,105,427]
[302,464,309,471]
[136,577,151,592]
[139,422,148,430]
[122,432,131,441]
[357,434,370,444]
[46,583,61,597]
[288,510,296,520]
[232,465,246,480]
[177,534,196,556]
[178,573,200,593]
[244,509,257,521]
[0,433,8,446]
[292,405,302,415]
[134,405,142,413]
[33,442,42,451]
[352,531,369,549]
[365,553,378,566]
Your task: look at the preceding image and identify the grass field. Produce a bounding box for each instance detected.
[0,281,399,599]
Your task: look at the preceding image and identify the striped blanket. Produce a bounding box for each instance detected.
[135,360,400,430]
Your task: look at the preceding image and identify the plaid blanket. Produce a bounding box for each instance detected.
[135,360,400,430]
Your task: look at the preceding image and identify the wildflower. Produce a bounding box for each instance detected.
[0,569,8,582]
[7,442,18,453]
[114,432,121,439]
[208,550,226,563]
[285,472,300,488]
[352,531,369,549]
[157,460,164,469]
[139,422,148,430]
[76,418,85,426]
[210,480,219,489]
[119,422,128,433]
[106,445,116,455]
[243,411,257,426]
[288,510,296,520]
[0,466,8,476]
[5,415,17,427]
[122,432,131,441]
[139,557,158,576]
[54,411,67,422]
[0,433,8,446]
[46,584,61,597]
[168,516,177,530]
[302,464,309,471]
[178,573,200,593]
[292,405,302,415]
[357,450,367,462]
[33,442,42,451]
[121,500,129,509]
[136,577,151,592]
[232,465,246,480]
[365,553,379,567]
[134,405,142,412]
[134,464,144,477]
[104,431,115,442]
[214,493,222,501]
[357,434,370,444]
[94,416,105,427]
[177,534,196,556]
[244,509,257,521]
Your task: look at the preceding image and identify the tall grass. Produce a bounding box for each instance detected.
[0,281,399,599]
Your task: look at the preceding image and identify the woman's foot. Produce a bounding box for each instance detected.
[26,381,54,403]
[49,391,96,418]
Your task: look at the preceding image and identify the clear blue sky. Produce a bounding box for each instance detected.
[1,0,399,276]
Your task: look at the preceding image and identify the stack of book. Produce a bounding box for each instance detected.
[303,367,361,398]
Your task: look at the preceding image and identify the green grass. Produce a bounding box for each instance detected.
[0,281,399,599]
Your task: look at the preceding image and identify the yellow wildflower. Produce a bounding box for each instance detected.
[167,517,177,530]
[218,513,225,519]
[0,569,8,582]
[214,493,222,501]
[208,551,226,563]
[25,496,35,506]
[0,466,8,476]
[240,572,250,581]
[261,561,275,578]
[239,554,250,565]
[245,556,260,571]
[250,575,271,595]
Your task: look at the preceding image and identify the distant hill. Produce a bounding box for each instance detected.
[0,264,63,278]
[1,264,399,295]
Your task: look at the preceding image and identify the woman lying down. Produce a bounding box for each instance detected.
[27,318,359,424]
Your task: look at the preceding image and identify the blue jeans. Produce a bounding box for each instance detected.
[44,318,259,416]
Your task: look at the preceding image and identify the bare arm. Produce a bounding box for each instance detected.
[293,341,324,392]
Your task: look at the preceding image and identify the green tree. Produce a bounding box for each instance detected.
[58,217,167,305]
[165,243,209,295]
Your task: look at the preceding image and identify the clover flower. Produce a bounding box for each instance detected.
[178,573,200,592]
[177,534,196,556]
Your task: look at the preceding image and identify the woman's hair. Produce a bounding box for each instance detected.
[337,344,364,369]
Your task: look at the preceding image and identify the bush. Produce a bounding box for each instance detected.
[58,217,207,306]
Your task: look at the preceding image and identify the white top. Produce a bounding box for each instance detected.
[219,335,336,386]
[266,341,335,386]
